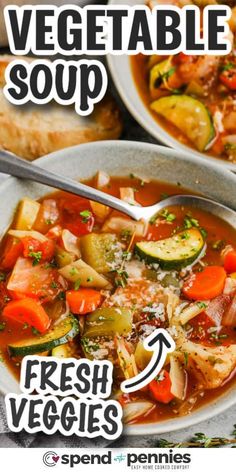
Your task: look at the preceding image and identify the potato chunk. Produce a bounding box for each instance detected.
[180,340,236,389]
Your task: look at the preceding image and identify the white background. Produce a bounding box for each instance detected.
[0,447,234,471]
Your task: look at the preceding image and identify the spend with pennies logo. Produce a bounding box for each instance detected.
[43,451,60,467]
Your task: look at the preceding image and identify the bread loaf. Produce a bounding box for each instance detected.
[0,55,122,160]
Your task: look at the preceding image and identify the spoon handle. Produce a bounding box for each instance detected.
[0,150,138,219]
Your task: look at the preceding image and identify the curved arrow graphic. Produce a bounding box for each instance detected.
[121,328,175,394]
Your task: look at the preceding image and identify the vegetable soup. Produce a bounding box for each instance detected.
[0,172,236,424]
[131,1,236,163]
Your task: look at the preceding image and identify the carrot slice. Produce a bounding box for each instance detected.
[66,289,102,315]
[3,298,50,333]
[149,370,174,404]
[183,266,227,300]
[224,250,236,274]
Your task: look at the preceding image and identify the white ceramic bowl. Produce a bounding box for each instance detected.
[1,140,236,435]
[107,0,236,171]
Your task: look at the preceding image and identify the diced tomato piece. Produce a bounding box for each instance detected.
[0,281,10,310]
[66,289,102,315]
[1,237,23,270]
[188,312,216,342]
[40,239,55,261]
[220,67,236,91]
[22,237,55,263]
[59,197,95,236]
[59,196,90,215]
[117,393,131,407]
[22,237,41,258]
[149,370,174,404]
[65,215,94,237]
[3,298,50,333]
[224,250,236,273]
[174,53,195,65]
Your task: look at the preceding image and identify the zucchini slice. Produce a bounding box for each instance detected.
[135,228,205,270]
[80,233,118,274]
[150,95,215,151]
[8,315,79,357]
[149,59,172,99]
[84,307,133,338]
[51,343,73,358]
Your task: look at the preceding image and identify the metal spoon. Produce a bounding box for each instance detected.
[0,150,236,227]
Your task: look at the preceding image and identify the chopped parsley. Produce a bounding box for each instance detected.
[0,272,6,282]
[69,267,79,276]
[160,192,169,200]
[184,351,189,367]
[155,66,176,88]
[32,327,40,336]
[57,291,65,300]
[160,209,176,222]
[120,229,132,242]
[86,276,93,283]
[81,337,100,354]
[122,250,132,261]
[200,228,207,239]
[210,332,228,341]
[80,210,92,223]
[50,281,58,289]
[149,213,158,225]
[29,251,42,266]
[155,371,165,383]
[112,268,129,288]
[184,216,199,229]
[44,260,57,269]
[211,239,225,251]
[171,87,184,95]
[224,142,236,151]
[208,356,224,366]
[0,322,6,332]
[180,231,190,240]
[74,279,81,290]
[197,302,207,309]
[221,62,235,71]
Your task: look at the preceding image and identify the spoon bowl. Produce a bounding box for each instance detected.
[140,194,236,229]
